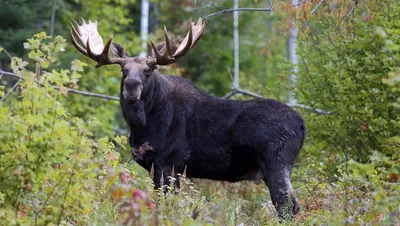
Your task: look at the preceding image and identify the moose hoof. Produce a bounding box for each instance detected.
[276,192,300,221]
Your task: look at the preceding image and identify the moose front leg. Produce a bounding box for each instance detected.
[152,120,187,191]
[152,162,178,191]
[152,148,186,191]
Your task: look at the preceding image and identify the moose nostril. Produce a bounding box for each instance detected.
[125,79,141,88]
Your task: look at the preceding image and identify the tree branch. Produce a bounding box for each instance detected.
[235,88,263,98]
[343,3,357,21]
[222,87,330,114]
[311,0,325,15]
[0,45,13,59]
[202,7,273,20]
[267,0,273,8]
[222,89,238,99]
[0,79,21,102]
[201,1,308,20]
[2,68,331,114]
[53,85,120,101]
[0,70,120,101]
[0,46,119,101]
[290,103,331,115]
[222,88,261,99]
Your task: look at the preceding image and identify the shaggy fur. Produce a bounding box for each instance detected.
[114,46,306,217]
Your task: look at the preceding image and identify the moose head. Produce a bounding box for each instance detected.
[69,18,205,102]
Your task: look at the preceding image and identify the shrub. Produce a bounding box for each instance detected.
[0,33,126,225]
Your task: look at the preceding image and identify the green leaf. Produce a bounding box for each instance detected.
[0,85,5,97]
[71,60,87,72]
[23,43,30,50]
[40,60,49,68]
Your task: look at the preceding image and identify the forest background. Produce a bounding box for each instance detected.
[0,0,399,225]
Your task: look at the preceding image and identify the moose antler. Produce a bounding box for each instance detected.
[69,18,125,67]
[149,18,206,65]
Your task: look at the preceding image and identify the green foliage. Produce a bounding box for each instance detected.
[170,0,289,99]
[296,0,400,166]
[291,0,400,224]
[24,32,67,69]
[0,0,53,60]
[0,34,125,225]
[1,0,141,139]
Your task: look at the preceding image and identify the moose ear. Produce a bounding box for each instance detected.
[110,42,128,58]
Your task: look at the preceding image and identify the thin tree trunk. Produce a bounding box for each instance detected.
[233,0,239,88]
[287,0,299,105]
[50,0,57,36]
[149,2,158,33]
[139,0,150,58]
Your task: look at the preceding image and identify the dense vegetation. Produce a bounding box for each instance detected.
[0,0,399,225]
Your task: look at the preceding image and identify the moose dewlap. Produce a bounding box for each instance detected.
[70,18,306,219]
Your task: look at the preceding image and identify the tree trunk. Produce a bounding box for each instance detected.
[287,0,299,105]
[233,0,239,88]
[139,0,150,58]
[149,2,158,33]
[50,0,57,36]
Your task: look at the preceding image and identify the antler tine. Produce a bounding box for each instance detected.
[69,19,125,67]
[97,37,114,67]
[163,26,173,56]
[150,39,161,59]
[173,20,193,60]
[190,18,206,48]
[149,18,205,66]
[149,27,175,65]
[86,38,95,59]
[69,21,87,56]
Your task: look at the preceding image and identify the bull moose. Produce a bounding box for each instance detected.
[70,18,306,218]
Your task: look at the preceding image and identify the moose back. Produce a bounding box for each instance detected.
[70,18,306,218]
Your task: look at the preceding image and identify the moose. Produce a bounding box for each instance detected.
[70,18,306,218]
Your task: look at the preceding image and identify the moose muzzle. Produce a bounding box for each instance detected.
[123,78,143,102]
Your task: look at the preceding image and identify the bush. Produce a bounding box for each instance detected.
[291,0,400,224]
[0,33,127,225]
[296,0,400,166]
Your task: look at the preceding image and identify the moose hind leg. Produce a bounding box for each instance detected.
[261,164,300,220]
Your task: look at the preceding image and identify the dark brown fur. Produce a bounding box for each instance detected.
[113,48,305,218]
